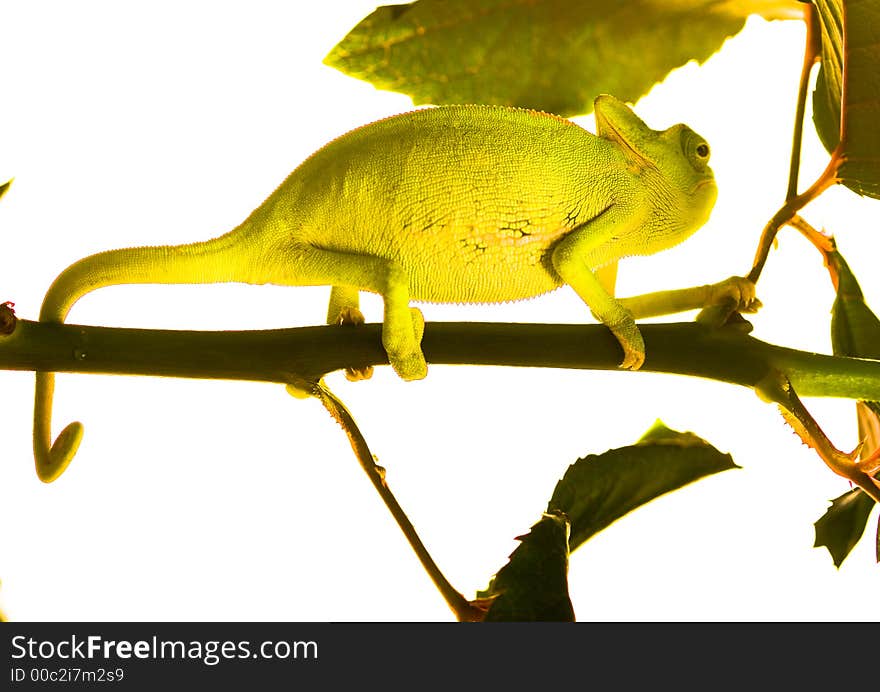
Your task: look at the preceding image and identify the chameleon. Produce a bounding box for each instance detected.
[33,94,758,482]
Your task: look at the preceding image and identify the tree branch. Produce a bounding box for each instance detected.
[2,318,880,401]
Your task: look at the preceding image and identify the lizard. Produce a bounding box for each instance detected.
[32,94,759,482]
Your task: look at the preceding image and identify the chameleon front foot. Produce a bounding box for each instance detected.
[607,314,645,370]
[708,276,762,313]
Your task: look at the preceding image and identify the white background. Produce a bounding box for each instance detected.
[1,1,878,621]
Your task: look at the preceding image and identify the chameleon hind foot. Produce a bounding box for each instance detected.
[384,307,427,381]
[334,306,374,381]
[286,376,323,399]
[388,350,428,380]
[345,366,374,381]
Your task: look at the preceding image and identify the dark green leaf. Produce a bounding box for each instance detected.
[811,0,880,198]
[815,247,880,564]
[811,0,843,155]
[548,422,738,552]
[829,249,880,360]
[479,423,735,621]
[636,418,713,446]
[325,0,800,117]
[814,488,877,566]
[482,511,574,622]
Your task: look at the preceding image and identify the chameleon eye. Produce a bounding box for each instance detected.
[678,127,710,167]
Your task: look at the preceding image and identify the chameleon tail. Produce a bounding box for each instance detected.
[33,374,82,482]
[33,231,257,482]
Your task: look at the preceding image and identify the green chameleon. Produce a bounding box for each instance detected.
[33,94,758,482]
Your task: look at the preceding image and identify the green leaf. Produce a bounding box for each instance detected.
[636,417,714,446]
[814,488,877,566]
[811,1,843,155]
[482,511,575,622]
[548,422,739,552]
[811,0,880,198]
[829,249,880,360]
[325,0,801,117]
[0,179,11,202]
[814,246,880,564]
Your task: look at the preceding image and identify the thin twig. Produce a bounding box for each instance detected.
[787,214,832,249]
[747,150,840,284]
[786,2,822,201]
[311,379,485,622]
[757,371,880,504]
[749,2,845,285]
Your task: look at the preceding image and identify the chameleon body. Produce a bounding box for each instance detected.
[33,94,756,481]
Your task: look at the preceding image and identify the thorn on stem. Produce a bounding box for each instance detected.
[757,370,880,503]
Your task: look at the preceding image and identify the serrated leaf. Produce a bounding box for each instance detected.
[548,422,739,551]
[814,488,877,566]
[815,247,880,564]
[482,511,574,622]
[811,0,880,198]
[325,0,801,117]
[637,418,711,446]
[829,249,880,359]
[856,400,880,454]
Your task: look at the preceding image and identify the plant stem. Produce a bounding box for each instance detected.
[3,318,880,400]
[785,2,821,202]
[312,380,485,622]
[757,371,880,504]
[747,150,840,284]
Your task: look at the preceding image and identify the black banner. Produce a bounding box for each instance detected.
[1,622,867,688]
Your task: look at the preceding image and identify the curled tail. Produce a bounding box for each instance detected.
[34,230,259,482]
[34,373,82,482]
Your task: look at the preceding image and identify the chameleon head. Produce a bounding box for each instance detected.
[593,94,717,239]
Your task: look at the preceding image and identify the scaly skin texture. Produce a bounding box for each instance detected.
[33,95,757,481]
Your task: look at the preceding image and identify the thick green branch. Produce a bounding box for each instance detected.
[2,318,880,401]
